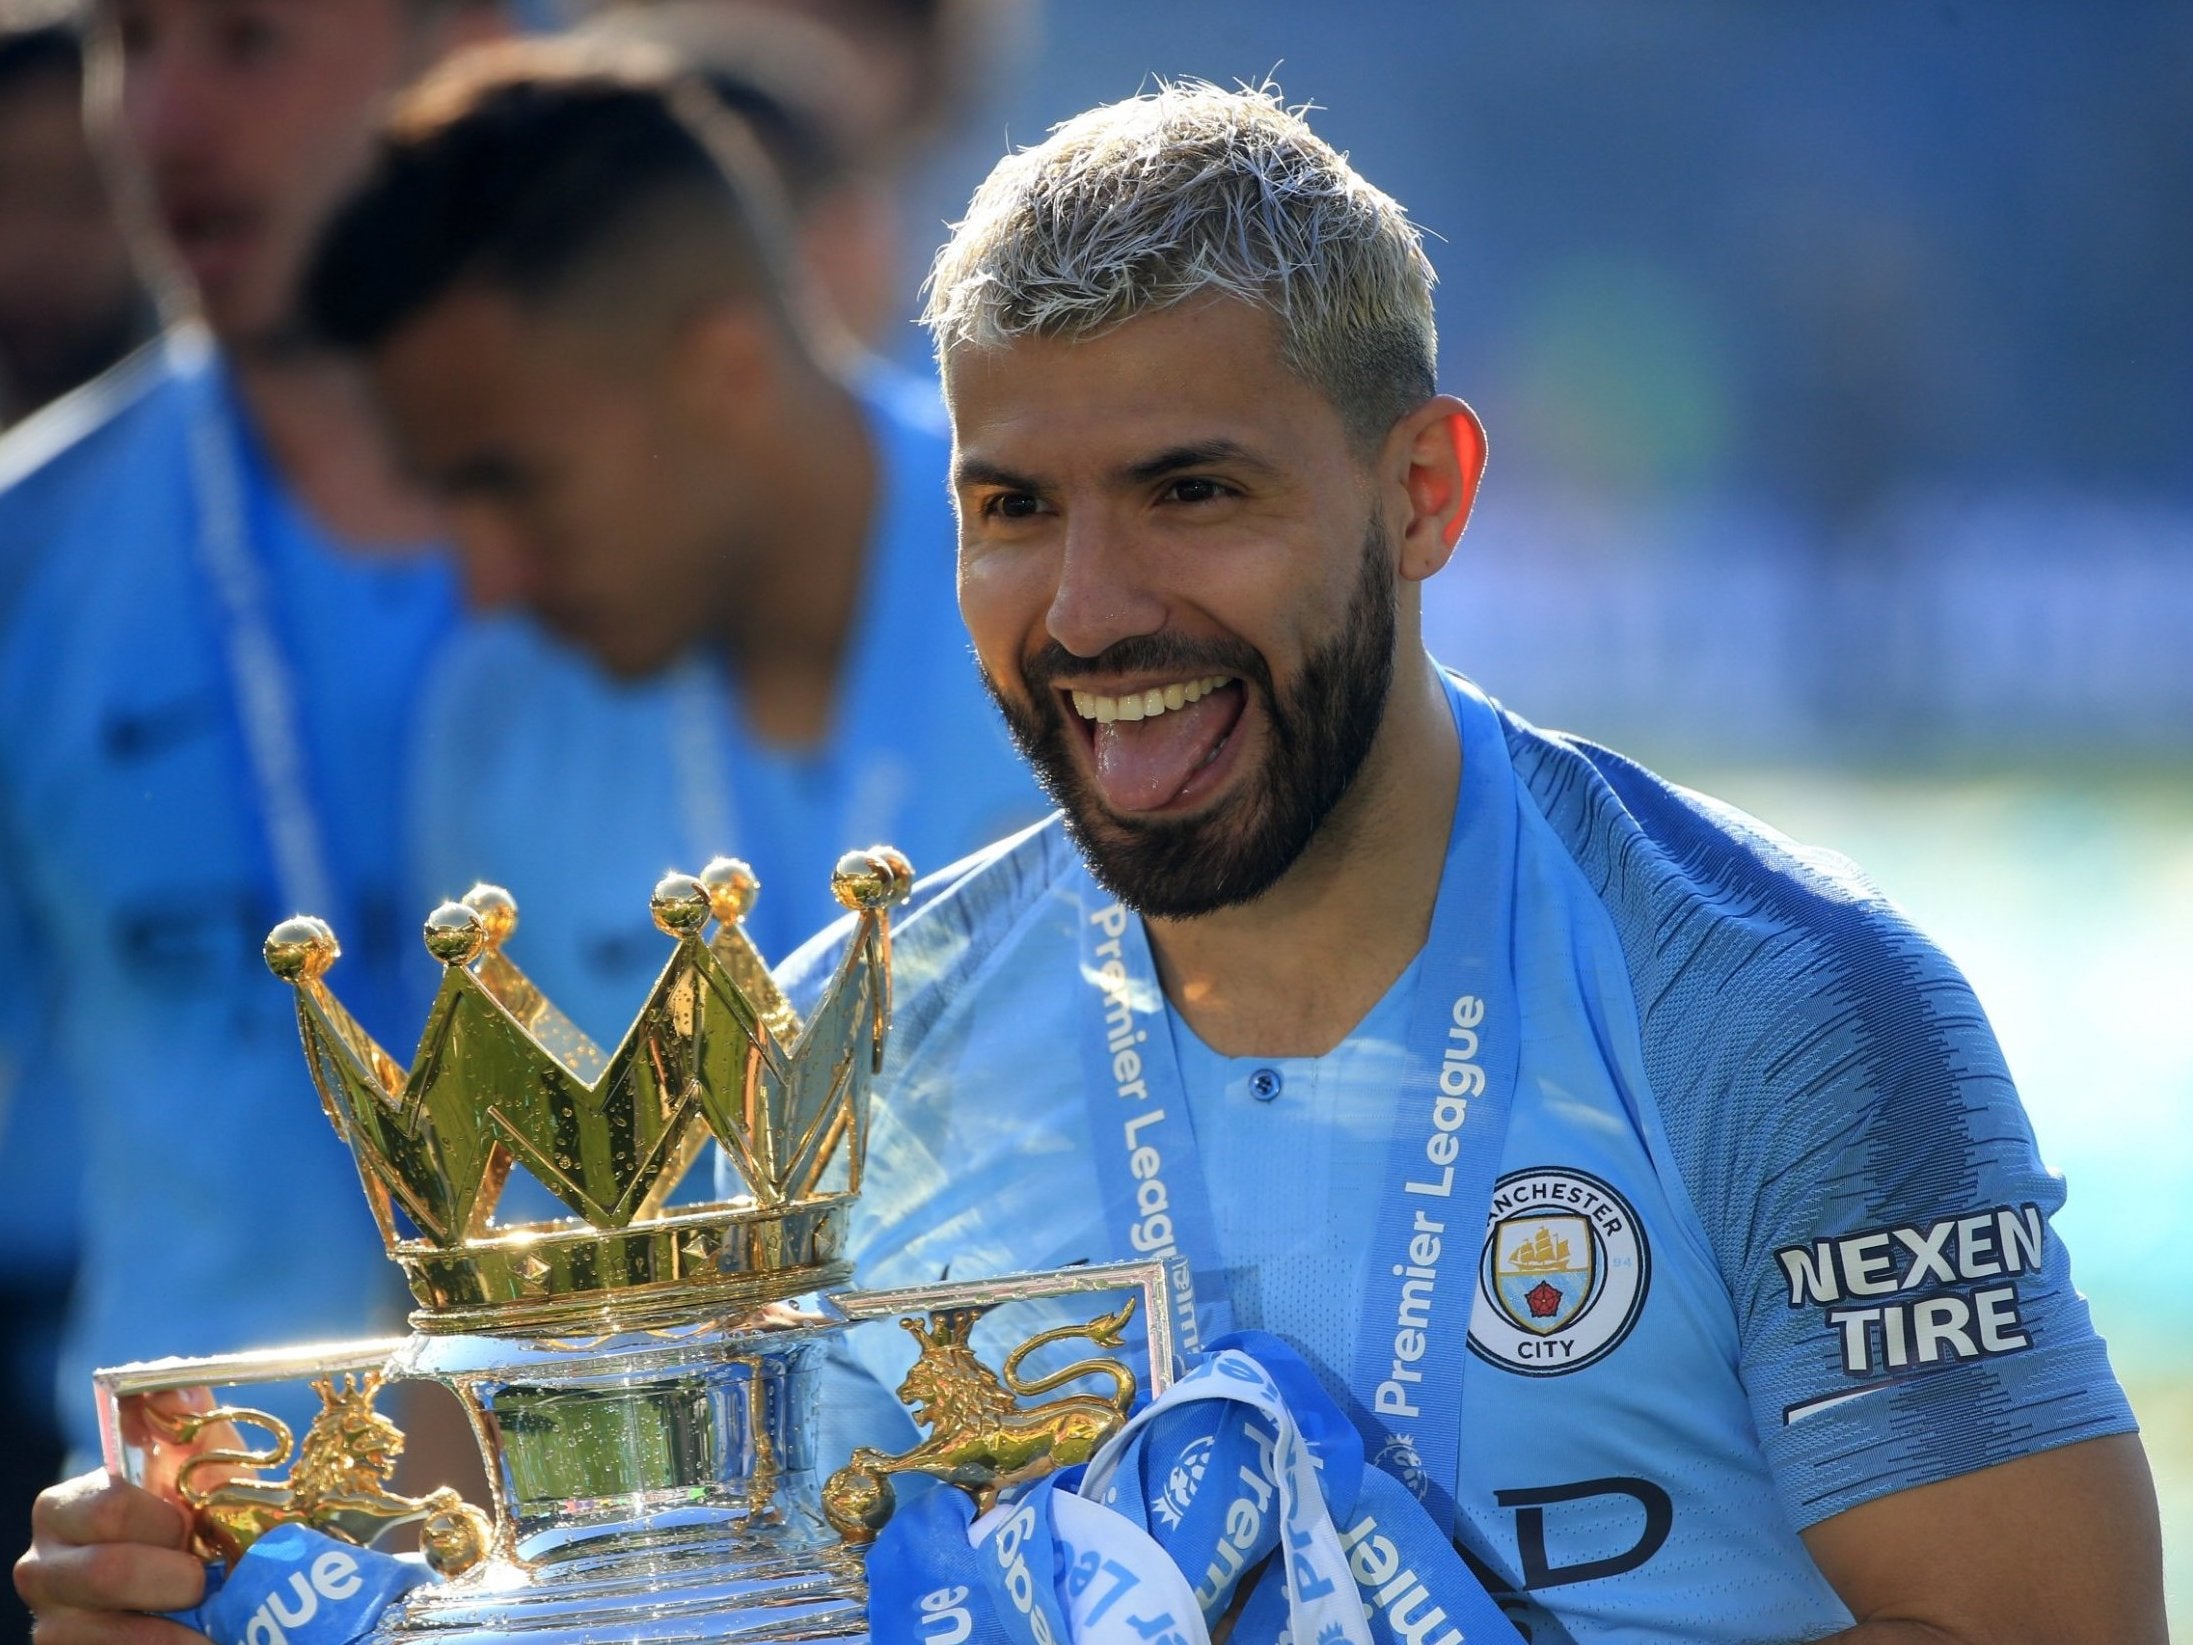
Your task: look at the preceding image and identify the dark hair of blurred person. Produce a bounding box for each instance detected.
[0,8,149,427]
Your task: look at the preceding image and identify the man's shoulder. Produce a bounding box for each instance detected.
[0,336,197,627]
[860,370,952,537]
[1493,704,1996,1122]
[1498,706,1911,970]
[0,333,193,501]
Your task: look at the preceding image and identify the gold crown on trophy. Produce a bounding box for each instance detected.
[262,849,913,1336]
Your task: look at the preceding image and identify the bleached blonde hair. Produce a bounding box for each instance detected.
[922,81,1439,448]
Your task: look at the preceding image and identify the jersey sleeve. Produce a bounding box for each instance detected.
[1514,726,2137,1532]
[1699,885,2132,1528]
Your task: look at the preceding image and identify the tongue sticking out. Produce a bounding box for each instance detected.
[1090,686,1243,812]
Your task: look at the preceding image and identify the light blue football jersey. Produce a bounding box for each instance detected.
[406,376,1044,1043]
[774,669,2134,1644]
[0,331,454,1454]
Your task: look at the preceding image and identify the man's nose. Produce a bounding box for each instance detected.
[1045,514,1169,661]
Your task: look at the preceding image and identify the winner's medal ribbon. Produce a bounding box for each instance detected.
[867,1336,1522,1645]
[164,1523,433,1645]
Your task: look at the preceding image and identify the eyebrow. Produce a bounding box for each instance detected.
[1119,440,1277,485]
[951,456,1043,493]
[951,440,1278,494]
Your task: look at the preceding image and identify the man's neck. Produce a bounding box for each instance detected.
[1145,653,1461,1059]
[229,342,442,551]
[713,376,877,750]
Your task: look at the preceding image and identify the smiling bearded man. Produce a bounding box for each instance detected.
[15,74,2167,1645]
[774,80,2165,1645]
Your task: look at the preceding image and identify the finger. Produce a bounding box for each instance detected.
[31,1475,191,1554]
[16,1539,205,1619]
[126,1390,250,1500]
[117,1388,214,1449]
[25,1605,209,1645]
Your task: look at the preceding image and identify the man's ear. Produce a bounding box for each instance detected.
[1389,395,1488,584]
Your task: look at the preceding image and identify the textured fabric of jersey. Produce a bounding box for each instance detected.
[407,375,1042,1047]
[769,669,2134,1645]
[0,331,454,1454]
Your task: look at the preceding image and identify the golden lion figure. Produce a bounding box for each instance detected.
[823,1299,1139,1543]
[147,1372,490,1576]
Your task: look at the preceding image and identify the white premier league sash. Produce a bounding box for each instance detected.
[1075,672,1520,1529]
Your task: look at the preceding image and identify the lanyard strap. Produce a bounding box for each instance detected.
[186,364,336,921]
[1343,673,1520,1532]
[1076,673,1520,1526]
[671,654,743,867]
[1075,893,1233,1360]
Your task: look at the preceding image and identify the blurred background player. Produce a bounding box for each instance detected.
[303,41,1040,1056]
[0,0,505,1489]
[0,1,149,428]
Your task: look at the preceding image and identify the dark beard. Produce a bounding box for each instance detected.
[982,518,1398,918]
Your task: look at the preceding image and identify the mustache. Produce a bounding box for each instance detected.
[1019,633,1272,697]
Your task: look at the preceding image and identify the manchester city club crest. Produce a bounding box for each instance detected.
[1492,1213,1595,1334]
[1469,1168,1649,1376]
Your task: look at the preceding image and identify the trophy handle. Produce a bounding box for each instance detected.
[92,1339,492,1576]
[820,1257,1180,1543]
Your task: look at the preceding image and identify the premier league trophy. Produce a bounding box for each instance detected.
[93,852,1177,1643]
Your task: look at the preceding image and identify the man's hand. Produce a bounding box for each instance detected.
[1801,1432,2166,1644]
[14,1469,206,1642]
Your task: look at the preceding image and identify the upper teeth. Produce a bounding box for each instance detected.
[1071,675,1233,724]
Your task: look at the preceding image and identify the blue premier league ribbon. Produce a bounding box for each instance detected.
[1076,889,1233,1360]
[869,1464,1205,1645]
[1343,673,1521,1535]
[868,1337,1522,1645]
[1078,673,1522,1529]
[165,1523,433,1645]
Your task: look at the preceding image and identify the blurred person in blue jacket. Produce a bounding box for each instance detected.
[0,0,504,1468]
[300,42,1039,1059]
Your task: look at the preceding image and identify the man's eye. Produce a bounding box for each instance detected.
[984,492,1043,521]
[1164,477,1230,504]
